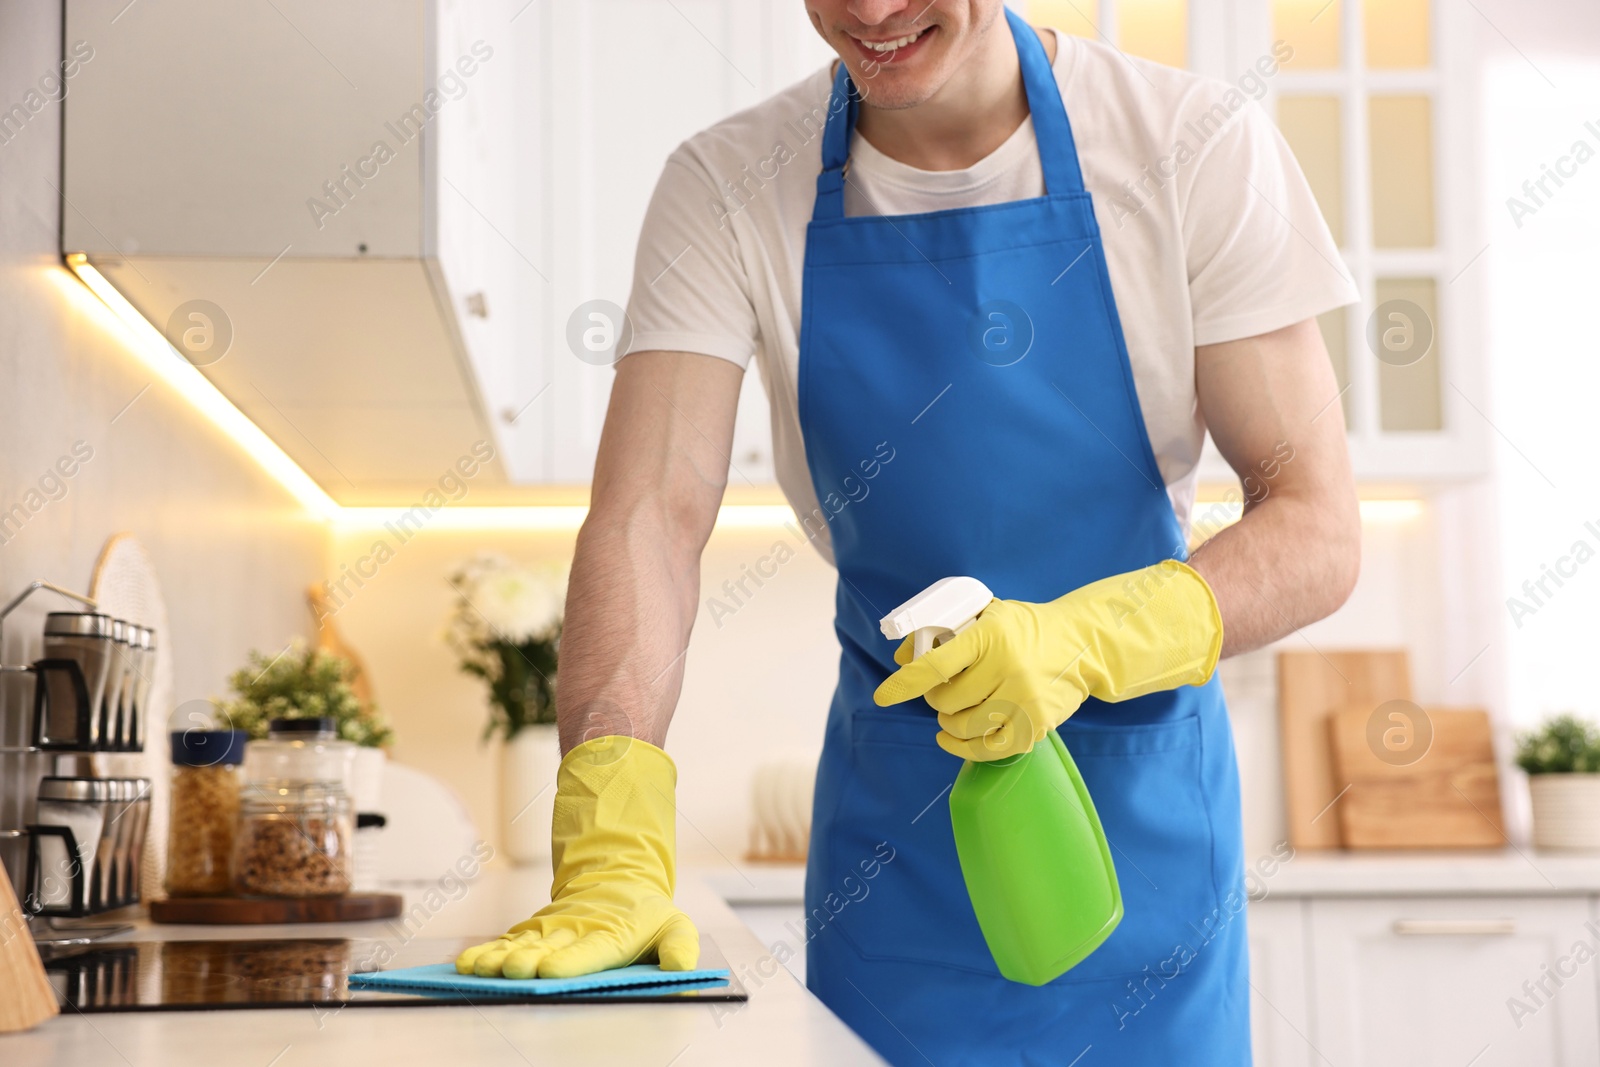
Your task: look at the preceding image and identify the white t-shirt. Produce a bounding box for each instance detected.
[623,31,1357,563]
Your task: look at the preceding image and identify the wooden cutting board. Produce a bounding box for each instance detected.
[1328,704,1505,849]
[0,862,58,1032]
[149,892,403,925]
[1278,650,1413,850]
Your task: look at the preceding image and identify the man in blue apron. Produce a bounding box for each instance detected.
[459,4,1359,1064]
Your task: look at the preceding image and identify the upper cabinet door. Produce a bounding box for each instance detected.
[508,0,829,484]
[62,0,509,499]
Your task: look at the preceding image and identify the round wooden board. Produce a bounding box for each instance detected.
[148,892,404,925]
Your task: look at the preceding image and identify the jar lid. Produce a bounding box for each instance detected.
[170,729,248,767]
[38,776,113,801]
[43,612,113,637]
[243,736,353,787]
[136,625,157,650]
[268,717,337,739]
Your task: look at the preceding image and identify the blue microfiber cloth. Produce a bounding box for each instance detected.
[349,962,731,997]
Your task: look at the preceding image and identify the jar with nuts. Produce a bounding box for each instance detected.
[165,730,248,897]
[233,717,355,898]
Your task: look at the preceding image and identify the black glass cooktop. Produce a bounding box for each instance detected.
[38,935,745,1013]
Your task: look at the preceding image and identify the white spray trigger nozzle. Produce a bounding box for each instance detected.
[879,576,995,660]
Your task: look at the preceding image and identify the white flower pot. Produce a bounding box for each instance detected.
[500,724,560,866]
[1529,774,1600,850]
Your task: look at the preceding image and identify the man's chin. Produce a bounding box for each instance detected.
[841,61,950,110]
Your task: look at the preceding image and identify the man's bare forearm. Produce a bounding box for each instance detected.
[556,505,703,752]
[1188,484,1359,657]
[1187,318,1361,657]
[553,351,745,754]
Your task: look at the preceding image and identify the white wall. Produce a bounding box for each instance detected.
[327,521,840,867]
[329,505,1456,868]
[1471,3,1600,841]
[0,1,327,723]
[0,2,327,881]
[1482,52,1600,729]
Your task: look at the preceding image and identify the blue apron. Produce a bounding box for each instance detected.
[797,11,1250,1065]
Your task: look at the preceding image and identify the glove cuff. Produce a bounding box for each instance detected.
[560,734,677,787]
[1068,559,1224,702]
[551,735,679,898]
[1166,560,1224,683]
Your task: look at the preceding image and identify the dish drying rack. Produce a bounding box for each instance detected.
[0,580,150,943]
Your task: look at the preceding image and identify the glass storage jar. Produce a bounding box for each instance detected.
[232,718,355,898]
[164,730,247,896]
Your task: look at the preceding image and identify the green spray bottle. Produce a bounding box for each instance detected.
[880,577,1123,986]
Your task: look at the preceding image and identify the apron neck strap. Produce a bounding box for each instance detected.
[812,7,1085,223]
[1009,8,1083,197]
[814,65,861,221]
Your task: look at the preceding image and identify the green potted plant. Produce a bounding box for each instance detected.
[1515,714,1600,850]
[217,641,392,811]
[445,553,566,865]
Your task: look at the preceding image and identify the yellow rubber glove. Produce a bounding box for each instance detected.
[455,735,699,979]
[873,560,1223,761]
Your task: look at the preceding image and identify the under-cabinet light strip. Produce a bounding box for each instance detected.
[67,254,340,519]
[69,256,1426,533]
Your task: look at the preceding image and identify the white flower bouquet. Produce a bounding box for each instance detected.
[444,553,567,740]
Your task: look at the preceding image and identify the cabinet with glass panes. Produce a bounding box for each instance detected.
[1022,0,1487,484]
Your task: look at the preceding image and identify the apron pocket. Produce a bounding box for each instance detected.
[1057,715,1222,983]
[821,711,1000,976]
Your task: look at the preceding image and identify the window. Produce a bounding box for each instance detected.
[1027,0,1187,68]
[1272,0,1446,435]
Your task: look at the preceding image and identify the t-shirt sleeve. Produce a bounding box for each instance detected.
[621,148,760,367]
[1183,100,1360,347]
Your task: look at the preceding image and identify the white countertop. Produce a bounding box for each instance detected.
[1263,848,1600,897]
[13,851,1600,1063]
[2,868,885,1067]
[708,850,1600,904]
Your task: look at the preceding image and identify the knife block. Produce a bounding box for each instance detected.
[0,862,57,1032]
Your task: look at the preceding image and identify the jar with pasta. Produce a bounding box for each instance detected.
[164,730,247,897]
[233,717,355,898]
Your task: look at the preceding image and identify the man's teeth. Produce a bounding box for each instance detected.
[861,29,924,52]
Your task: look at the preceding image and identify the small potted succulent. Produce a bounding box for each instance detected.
[444,553,566,865]
[1516,714,1600,851]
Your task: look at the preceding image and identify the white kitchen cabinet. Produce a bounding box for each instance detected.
[1307,896,1600,1067]
[514,0,828,483]
[63,0,514,495]
[1248,898,1317,1067]
[722,871,1600,1065]
[61,0,817,491]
